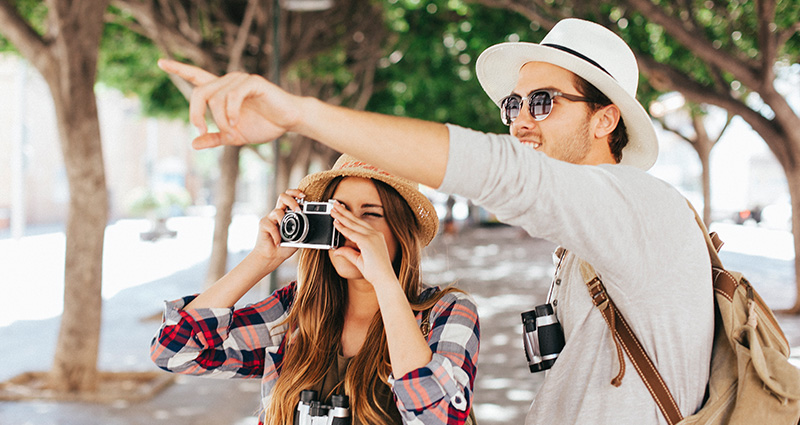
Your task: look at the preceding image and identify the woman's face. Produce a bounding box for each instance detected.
[327,177,399,281]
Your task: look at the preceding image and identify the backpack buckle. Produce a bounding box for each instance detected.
[587,277,609,309]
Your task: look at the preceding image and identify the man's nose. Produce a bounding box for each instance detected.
[511,102,537,131]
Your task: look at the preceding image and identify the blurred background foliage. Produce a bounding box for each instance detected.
[84,0,545,132]
[368,0,545,133]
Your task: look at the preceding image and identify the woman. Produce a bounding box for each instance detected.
[150,155,479,425]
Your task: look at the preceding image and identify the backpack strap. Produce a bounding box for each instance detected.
[685,201,725,270]
[582,201,727,424]
[579,261,684,425]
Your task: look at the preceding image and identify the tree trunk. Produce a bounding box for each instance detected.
[44,1,110,392]
[205,146,241,288]
[785,166,800,313]
[691,114,713,226]
[700,151,711,226]
[276,141,293,200]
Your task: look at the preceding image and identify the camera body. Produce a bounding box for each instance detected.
[280,200,343,250]
[294,390,351,425]
[521,303,565,373]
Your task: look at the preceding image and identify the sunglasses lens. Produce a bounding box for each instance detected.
[501,95,522,125]
[530,91,553,120]
[500,91,555,125]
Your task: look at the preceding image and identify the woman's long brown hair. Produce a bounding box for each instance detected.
[264,177,458,425]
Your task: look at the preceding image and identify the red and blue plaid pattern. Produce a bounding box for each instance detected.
[151,282,479,424]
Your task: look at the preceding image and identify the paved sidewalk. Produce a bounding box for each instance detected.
[1,223,798,424]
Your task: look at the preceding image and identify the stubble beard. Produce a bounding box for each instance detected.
[548,119,593,164]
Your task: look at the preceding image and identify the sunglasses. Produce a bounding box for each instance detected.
[500,89,593,125]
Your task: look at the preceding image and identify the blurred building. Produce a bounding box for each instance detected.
[0,55,198,233]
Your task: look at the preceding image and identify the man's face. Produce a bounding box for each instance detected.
[509,62,594,164]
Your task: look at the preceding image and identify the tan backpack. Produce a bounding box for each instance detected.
[579,205,800,424]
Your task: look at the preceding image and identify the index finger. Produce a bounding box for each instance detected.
[157,59,218,86]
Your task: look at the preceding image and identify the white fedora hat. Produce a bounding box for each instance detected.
[476,18,658,170]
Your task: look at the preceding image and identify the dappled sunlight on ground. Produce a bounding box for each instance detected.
[0,217,796,424]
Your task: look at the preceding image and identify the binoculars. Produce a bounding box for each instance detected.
[294,390,350,425]
[521,303,565,373]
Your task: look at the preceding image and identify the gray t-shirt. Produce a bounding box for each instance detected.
[439,124,714,425]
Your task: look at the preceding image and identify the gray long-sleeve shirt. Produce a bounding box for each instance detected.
[439,124,713,425]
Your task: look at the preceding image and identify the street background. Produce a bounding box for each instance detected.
[0,2,798,424]
[1,216,797,425]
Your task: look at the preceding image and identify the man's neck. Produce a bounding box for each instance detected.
[579,139,617,166]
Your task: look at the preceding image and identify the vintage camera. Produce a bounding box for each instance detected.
[294,390,351,425]
[280,200,343,250]
[521,303,565,373]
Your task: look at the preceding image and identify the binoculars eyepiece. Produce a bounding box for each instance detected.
[294,390,351,425]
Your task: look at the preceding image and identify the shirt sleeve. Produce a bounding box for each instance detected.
[438,123,695,288]
[149,282,296,379]
[390,291,480,425]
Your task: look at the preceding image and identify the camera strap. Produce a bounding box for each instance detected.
[578,260,683,425]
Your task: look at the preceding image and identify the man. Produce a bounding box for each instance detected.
[161,18,713,425]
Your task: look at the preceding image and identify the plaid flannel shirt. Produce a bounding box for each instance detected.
[150,282,480,424]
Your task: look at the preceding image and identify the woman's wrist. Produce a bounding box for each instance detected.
[244,250,283,277]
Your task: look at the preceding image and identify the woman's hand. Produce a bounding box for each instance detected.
[253,189,305,264]
[332,202,436,377]
[330,202,397,288]
[184,190,303,310]
[157,59,302,150]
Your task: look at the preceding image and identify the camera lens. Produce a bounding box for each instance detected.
[280,212,309,242]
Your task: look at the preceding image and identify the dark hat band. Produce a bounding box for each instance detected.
[543,43,612,78]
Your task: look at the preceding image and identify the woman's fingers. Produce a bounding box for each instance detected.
[276,191,305,212]
[259,214,282,245]
[265,189,306,243]
[331,205,387,260]
[331,203,373,235]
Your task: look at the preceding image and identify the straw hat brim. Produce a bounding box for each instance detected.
[298,157,439,246]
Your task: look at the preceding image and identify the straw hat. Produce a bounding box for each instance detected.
[298,154,439,246]
[476,18,658,170]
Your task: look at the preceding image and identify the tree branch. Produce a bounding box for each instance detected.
[227,0,258,72]
[712,112,733,146]
[637,53,790,164]
[0,1,50,69]
[756,0,777,86]
[621,0,761,88]
[471,0,558,29]
[113,0,214,67]
[777,22,800,53]
[653,116,694,145]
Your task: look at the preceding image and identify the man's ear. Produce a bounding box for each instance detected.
[593,105,621,139]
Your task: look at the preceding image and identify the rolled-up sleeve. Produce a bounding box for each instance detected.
[391,291,480,424]
[150,283,295,379]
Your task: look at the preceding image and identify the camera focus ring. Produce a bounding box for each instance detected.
[280,211,309,243]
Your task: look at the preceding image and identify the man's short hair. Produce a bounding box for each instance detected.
[573,75,629,163]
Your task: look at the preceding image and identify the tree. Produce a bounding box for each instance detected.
[370,0,545,134]
[651,99,733,225]
[474,0,800,311]
[0,0,110,393]
[110,0,388,286]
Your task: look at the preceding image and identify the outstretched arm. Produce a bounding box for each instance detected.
[158,59,450,188]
